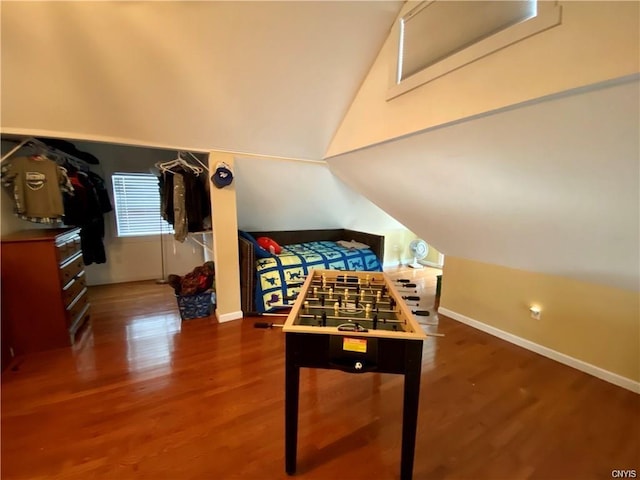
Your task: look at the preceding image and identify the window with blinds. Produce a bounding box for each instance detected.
[112,173,173,237]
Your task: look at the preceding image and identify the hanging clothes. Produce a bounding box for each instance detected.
[86,171,113,263]
[160,170,175,226]
[1,155,73,224]
[63,169,107,265]
[173,172,188,242]
[87,171,113,214]
[158,164,211,241]
[1,139,111,266]
[63,164,90,226]
[181,167,210,232]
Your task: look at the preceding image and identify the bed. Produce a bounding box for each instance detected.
[239,229,385,314]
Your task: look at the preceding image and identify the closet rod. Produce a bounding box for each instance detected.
[184,151,209,172]
[1,137,90,167]
[0,138,30,163]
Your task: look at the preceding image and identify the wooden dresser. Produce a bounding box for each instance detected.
[1,227,90,363]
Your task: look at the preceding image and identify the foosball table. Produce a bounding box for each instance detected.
[282,269,428,480]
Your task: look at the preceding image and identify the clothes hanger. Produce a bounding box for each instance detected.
[62,156,78,174]
[186,152,209,172]
[155,153,203,175]
[155,155,183,174]
[155,160,177,174]
[29,143,50,161]
[175,152,203,175]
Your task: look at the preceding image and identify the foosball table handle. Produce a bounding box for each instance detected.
[254,321,284,329]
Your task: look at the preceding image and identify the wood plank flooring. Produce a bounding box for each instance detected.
[2,267,638,479]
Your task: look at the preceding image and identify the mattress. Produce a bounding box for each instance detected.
[254,241,382,313]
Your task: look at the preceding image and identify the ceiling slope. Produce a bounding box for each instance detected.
[0,1,402,159]
[234,156,407,233]
[326,77,640,291]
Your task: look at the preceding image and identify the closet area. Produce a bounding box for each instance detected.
[0,136,213,369]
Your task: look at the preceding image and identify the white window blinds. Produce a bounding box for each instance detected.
[112,173,173,237]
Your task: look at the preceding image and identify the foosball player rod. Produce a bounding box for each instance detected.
[298,314,404,324]
[254,321,284,329]
[412,310,430,316]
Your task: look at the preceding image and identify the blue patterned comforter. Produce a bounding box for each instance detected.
[254,241,382,313]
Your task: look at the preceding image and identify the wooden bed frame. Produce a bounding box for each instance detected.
[238,229,385,315]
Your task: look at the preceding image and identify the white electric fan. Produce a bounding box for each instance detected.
[408,239,429,269]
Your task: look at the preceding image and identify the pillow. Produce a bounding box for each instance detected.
[257,237,282,255]
[336,239,370,250]
[238,231,273,258]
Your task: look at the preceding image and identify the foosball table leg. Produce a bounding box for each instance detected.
[285,343,300,475]
[401,341,423,480]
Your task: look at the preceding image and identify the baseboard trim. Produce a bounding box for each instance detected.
[383,260,404,268]
[439,307,640,394]
[384,259,443,269]
[419,260,444,269]
[216,310,243,323]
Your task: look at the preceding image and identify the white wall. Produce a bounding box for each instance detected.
[322,1,640,389]
[327,1,640,157]
[325,1,639,291]
[234,156,412,266]
[0,1,401,160]
[328,78,640,291]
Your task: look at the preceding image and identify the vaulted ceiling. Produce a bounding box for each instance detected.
[327,77,640,291]
[0,1,402,160]
[2,1,638,294]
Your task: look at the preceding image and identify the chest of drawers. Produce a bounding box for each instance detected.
[1,227,90,361]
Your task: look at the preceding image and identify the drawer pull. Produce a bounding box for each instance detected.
[59,253,84,288]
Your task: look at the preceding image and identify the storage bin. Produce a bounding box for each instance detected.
[176,290,214,320]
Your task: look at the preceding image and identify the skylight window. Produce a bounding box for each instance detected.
[389,0,562,99]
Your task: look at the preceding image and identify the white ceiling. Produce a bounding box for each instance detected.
[234,156,407,233]
[3,1,638,294]
[327,76,640,291]
[0,1,403,159]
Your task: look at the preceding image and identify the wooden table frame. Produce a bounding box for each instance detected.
[283,270,426,480]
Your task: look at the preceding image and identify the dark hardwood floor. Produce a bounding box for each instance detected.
[2,267,638,479]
